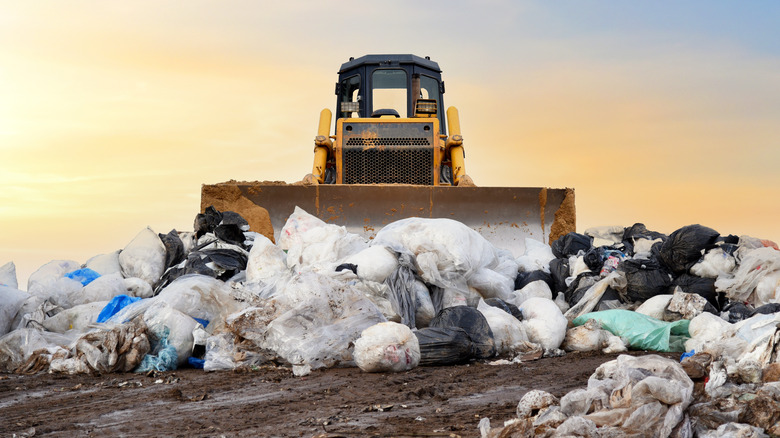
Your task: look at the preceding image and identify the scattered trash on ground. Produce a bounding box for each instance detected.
[2,209,780,436]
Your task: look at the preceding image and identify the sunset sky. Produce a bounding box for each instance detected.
[2,2,779,288]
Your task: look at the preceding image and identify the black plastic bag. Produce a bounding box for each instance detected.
[751,303,780,316]
[158,229,185,270]
[658,224,720,274]
[214,211,250,246]
[564,272,599,307]
[484,298,522,321]
[721,301,754,323]
[551,232,593,259]
[384,252,417,328]
[429,306,495,359]
[414,327,477,366]
[549,258,570,293]
[619,257,673,302]
[514,270,554,292]
[194,206,222,238]
[670,274,723,311]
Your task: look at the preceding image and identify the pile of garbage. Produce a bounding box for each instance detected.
[2,207,780,436]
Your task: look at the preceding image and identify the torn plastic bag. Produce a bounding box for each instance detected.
[635,294,674,320]
[49,318,150,374]
[619,257,673,302]
[194,205,222,238]
[551,232,593,259]
[519,297,568,350]
[214,211,250,247]
[583,354,694,437]
[573,309,690,352]
[85,251,121,276]
[279,206,367,271]
[372,217,516,303]
[477,299,531,355]
[428,305,496,359]
[484,297,522,321]
[119,226,166,289]
[564,271,626,322]
[41,301,108,333]
[353,322,420,372]
[69,273,128,307]
[690,247,736,279]
[562,318,626,353]
[549,258,570,293]
[143,301,198,367]
[154,274,245,333]
[658,224,720,274]
[671,273,722,311]
[0,285,30,336]
[245,234,288,284]
[663,289,717,322]
[715,247,780,306]
[0,328,76,372]
[514,270,554,292]
[383,252,419,328]
[134,326,178,372]
[516,237,555,274]
[1,261,18,289]
[414,326,476,366]
[262,271,387,375]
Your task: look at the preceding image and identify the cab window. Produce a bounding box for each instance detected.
[372,69,408,117]
[339,75,360,118]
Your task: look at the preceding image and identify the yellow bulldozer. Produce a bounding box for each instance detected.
[201,54,575,255]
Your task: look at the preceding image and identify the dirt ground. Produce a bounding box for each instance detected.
[0,350,678,438]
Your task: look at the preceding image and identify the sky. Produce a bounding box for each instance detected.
[2,1,780,289]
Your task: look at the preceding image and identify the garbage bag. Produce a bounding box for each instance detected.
[41,301,108,333]
[715,246,780,306]
[262,271,387,375]
[84,251,121,276]
[97,294,144,323]
[429,305,496,359]
[658,224,720,274]
[134,326,179,372]
[621,223,667,256]
[514,270,554,292]
[343,245,399,283]
[154,274,245,333]
[0,328,75,372]
[515,237,555,274]
[143,301,198,367]
[69,273,128,307]
[279,206,367,271]
[670,273,721,311]
[384,252,418,328]
[510,279,553,307]
[413,281,436,327]
[27,260,82,304]
[0,285,30,336]
[562,318,626,353]
[159,229,186,270]
[564,271,626,321]
[0,261,18,289]
[414,326,476,366]
[353,322,420,372]
[634,294,674,320]
[477,299,531,356]
[194,205,222,238]
[551,232,593,259]
[246,234,288,284]
[372,217,516,302]
[214,211,250,247]
[572,309,690,352]
[119,226,167,289]
[720,301,755,323]
[484,297,522,321]
[619,257,673,302]
[690,247,736,279]
[519,297,568,350]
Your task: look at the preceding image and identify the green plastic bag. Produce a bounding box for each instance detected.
[572,309,690,352]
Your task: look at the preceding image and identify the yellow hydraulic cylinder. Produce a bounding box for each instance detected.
[311,108,333,183]
[446,106,466,185]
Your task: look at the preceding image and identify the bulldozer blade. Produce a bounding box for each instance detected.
[201,183,575,257]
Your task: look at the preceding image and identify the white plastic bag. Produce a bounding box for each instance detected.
[119,226,167,288]
[85,251,122,276]
[715,246,780,306]
[144,301,199,366]
[353,321,420,372]
[477,299,531,355]
[68,273,127,307]
[245,234,288,283]
[0,285,30,336]
[635,294,674,320]
[344,245,398,283]
[689,247,736,279]
[27,260,82,303]
[0,261,18,289]
[155,274,246,333]
[279,207,367,271]
[509,280,553,307]
[520,297,568,350]
[516,238,555,274]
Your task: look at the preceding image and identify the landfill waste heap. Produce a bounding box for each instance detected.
[2,206,780,437]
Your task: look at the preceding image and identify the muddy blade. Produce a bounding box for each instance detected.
[202,184,574,256]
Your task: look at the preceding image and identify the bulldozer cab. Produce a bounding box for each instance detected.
[335,54,446,132]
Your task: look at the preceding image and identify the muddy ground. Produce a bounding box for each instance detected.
[0,351,677,438]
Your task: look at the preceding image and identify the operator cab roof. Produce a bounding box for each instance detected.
[339,54,441,73]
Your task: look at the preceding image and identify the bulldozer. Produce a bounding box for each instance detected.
[201,54,575,255]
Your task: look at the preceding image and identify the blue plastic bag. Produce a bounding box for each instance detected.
[97,295,143,323]
[64,268,101,286]
[135,326,179,372]
[572,309,690,352]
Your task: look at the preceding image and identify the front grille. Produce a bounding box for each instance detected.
[343,147,434,184]
[341,121,436,185]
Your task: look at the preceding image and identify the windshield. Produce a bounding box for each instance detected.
[372,69,407,117]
